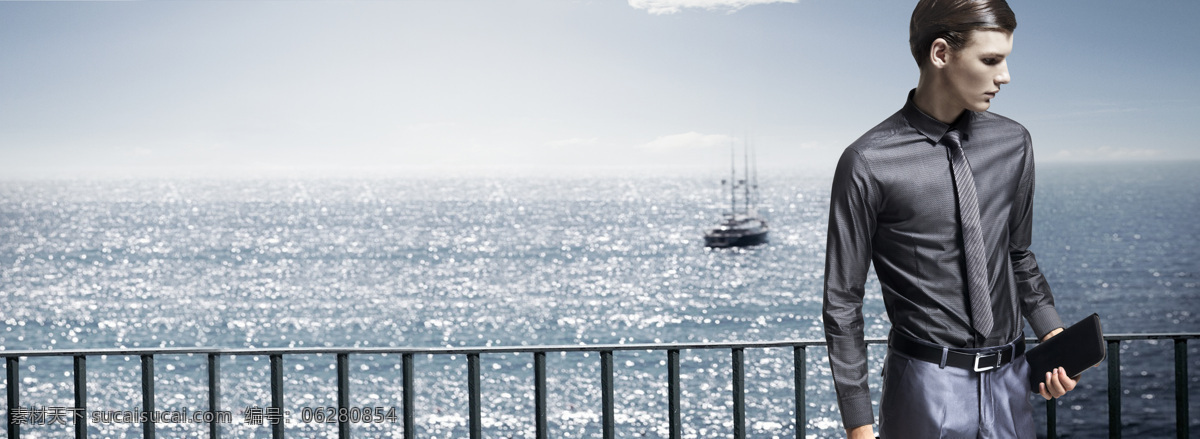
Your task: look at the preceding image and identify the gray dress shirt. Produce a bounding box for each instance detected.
[822,91,1064,429]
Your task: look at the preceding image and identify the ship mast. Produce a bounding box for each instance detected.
[750,137,758,215]
[729,140,736,217]
[743,135,750,216]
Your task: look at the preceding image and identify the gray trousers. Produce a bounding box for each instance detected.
[878,349,1036,439]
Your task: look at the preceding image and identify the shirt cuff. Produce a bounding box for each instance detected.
[1027,306,1064,340]
[837,393,875,431]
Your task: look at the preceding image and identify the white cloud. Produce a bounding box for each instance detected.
[629,0,797,15]
[642,132,737,150]
[1047,146,1164,161]
[546,137,601,148]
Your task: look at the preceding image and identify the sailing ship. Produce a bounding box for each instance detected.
[704,140,769,248]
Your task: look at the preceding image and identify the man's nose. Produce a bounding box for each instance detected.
[996,63,1011,85]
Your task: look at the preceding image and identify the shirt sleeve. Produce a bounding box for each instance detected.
[1008,129,1064,339]
[823,147,879,429]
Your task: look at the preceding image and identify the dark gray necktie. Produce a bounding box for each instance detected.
[944,129,993,339]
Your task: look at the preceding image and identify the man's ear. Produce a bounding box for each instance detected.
[929,38,951,69]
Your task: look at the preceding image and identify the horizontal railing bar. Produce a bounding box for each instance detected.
[0,340,856,357]
[2,333,1195,358]
[1100,333,1200,341]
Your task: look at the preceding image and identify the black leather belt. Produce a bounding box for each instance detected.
[889,334,1025,372]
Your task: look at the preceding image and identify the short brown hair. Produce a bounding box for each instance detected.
[909,0,1017,67]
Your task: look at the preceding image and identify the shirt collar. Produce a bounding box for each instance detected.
[900,89,975,145]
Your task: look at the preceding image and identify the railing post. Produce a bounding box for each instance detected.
[732,348,745,439]
[467,353,482,439]
[141,355,155,439]
[270,354,283,439]
[7,356,20,439]
[534,352,547,439]
[1108,340,1121,439]
[337,353,350,439]
[74,355,87,439]
[402,353,415,439]
[667,349,681,439]
[1175,338,1189,439]
[1046,397,1057,439]
[208,354,221,439]
[793,346,805,439]
[601,350,614,439]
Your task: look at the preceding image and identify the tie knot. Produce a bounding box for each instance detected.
[943,129,963,150]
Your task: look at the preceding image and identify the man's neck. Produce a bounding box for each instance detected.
[913,80,967,125]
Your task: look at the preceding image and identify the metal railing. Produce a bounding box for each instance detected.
[3,333,1196,439]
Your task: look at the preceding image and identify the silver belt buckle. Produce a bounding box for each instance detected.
[973,351,1003,372]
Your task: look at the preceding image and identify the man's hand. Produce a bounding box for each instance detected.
[1037,327,1078,400]
[847,424,875,439]
[1038,367,1077,399]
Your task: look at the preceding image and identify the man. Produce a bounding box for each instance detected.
[822,1,1077,438]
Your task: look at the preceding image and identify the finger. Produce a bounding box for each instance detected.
[1039,382,1052,400]
[1045,369,1066,397]
[1041,372,1054,398]
[1052,368,1072,396]
[1058,368,1077,392]
[1046,369,1065,395]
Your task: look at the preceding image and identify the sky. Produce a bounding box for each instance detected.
[1,0,1198,179]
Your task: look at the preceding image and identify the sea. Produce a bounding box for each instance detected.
[1,161,1197,438]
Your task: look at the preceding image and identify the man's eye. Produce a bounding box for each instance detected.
[982,58,998,65]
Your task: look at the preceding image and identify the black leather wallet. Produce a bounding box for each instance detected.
[1026,313,1106,392]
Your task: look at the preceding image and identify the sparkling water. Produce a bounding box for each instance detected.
[1,162,1197,437]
